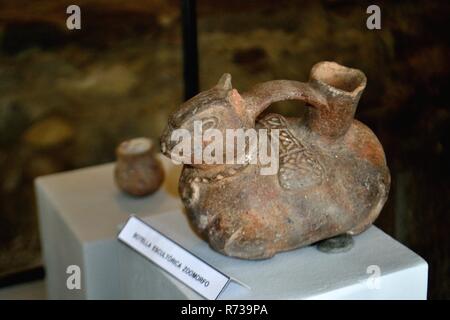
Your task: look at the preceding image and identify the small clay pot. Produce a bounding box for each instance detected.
[114,137,164,196]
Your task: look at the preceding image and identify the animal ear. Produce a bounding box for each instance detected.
[227,88,245,115]
[216,74,246,116]
[216,73,232,91]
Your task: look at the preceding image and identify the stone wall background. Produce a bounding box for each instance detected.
[0,0,448,298]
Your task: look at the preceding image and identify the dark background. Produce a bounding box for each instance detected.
[0,0,448,298]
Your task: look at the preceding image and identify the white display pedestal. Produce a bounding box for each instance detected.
[35,156,183,299]
[35,158,428,299]
[118,210,428,300]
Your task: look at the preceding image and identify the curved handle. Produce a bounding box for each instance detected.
[242,80,327,119]
[242,62,367,139]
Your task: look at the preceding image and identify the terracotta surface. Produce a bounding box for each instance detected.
[114,137,164,197]
[162,61,389,259]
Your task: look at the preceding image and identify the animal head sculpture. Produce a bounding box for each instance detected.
[160,73,252,169]
[160,61,390,260]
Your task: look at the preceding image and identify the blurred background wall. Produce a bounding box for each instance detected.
[0,0,448,298]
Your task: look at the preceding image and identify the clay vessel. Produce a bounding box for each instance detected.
[160,61,390,259]
[115,137,164,196]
